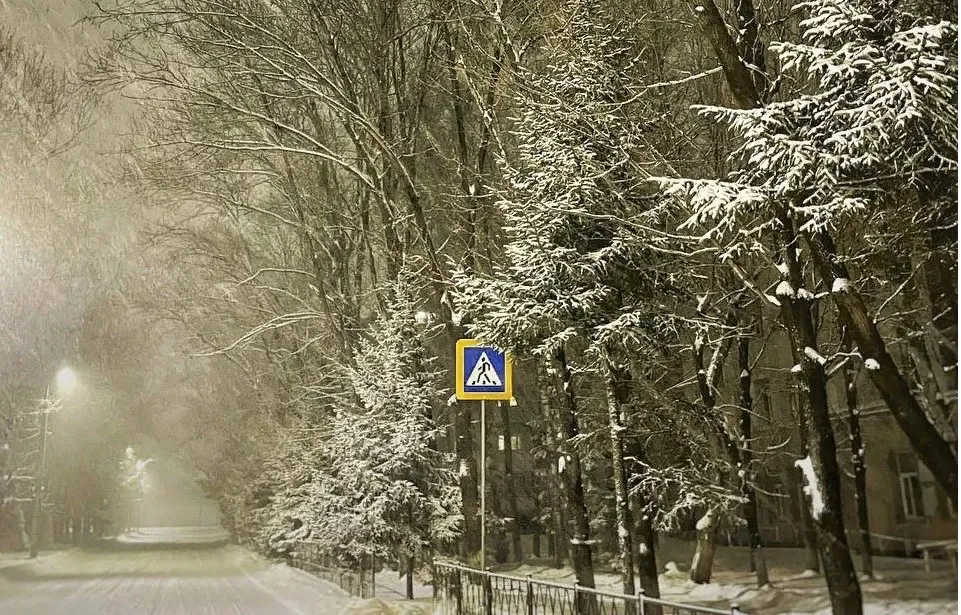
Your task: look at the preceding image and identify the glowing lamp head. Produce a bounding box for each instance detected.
[56,367,77,391]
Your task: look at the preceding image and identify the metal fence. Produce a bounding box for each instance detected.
[434,561,746,615]
[290,547,375,599]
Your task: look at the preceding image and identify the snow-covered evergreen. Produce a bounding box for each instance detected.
[673,0,957,238]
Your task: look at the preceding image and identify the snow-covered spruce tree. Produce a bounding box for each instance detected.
[689,0,957,503]
[256,428,316,559]
[306,278,459,578]
[454,1,694,608]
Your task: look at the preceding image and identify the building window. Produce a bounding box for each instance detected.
[896,453,925,519]
[497,435,522,451]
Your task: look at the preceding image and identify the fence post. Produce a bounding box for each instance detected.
[455,568,463,615]
[526,575,534,615]
[637,588,645,614]
[573,582,580,615]
[483,568,493,615]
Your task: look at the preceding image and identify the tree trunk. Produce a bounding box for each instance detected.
[806,231,957,505]
[498,401,523,562]
[690,509,718,584]
[15,502,30,551]
[406,554,414,600]
[453,398,480,559]
[691,329,738,583]
[635,509,662,615]
[537,365,566,569]
[688,0,761,108]
[550,475,564,568]
[842,329,873,580]
[738,336,768,586]
[793,391,822,574]
[603,356,636,599]
[554,348,596,613]
[779,213,862,615]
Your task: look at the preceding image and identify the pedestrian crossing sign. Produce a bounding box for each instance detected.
[456,339,513,400]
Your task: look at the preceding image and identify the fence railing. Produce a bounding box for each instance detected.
[843,529,924,557]
[290,548,375,599]
[434,561,746,615]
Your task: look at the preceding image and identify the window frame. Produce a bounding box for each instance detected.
[896,453,926,520]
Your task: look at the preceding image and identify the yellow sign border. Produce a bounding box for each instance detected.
[455,339,513,401]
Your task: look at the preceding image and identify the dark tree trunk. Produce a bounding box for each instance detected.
[554,348,596,613]
[454,399,480,559]
[603,356,636,599]
[842,329,873,579]
[537,366,566,569]
[550,477,565,568]
[498,402,523,562]
[806,231,957,505]
[794,392,822,574]
[634,499,662,615]
[690,512,719,584]
[738,336,768,586]
[779,213,862,615]
[688,0,761,107]
[406,554,414,600]
[691,329,738,584]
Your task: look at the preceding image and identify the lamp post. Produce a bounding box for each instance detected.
[28,398,50,558]
[29,367,75,558]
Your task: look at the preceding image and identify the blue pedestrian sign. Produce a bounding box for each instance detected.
[455,339,513,401]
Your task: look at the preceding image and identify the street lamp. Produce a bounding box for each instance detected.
[56,367,77,392]
[29,366,75,558]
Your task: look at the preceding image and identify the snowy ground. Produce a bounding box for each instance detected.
[5,529,949,614]
[112,525,230,545]
[374,569,434,601]
[492,537,957,614]
[0,526,357,614]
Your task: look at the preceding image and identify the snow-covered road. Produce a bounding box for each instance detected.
[0,527,357,614]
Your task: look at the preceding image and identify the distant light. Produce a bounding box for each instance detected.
[414,311,430,325]
[56,367,77,391]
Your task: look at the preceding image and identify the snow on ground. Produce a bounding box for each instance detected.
[113,525,230,545]
[3,531,951,614]
[0,547,68,571]
[338,598,432,615]
[0,528,357,614]
[490,537,957,614]
[374,569,433,601]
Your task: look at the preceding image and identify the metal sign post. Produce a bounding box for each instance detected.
[455,339,513,574]
[480,398,486,571]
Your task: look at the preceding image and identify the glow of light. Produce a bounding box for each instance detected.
[56,366,77,391]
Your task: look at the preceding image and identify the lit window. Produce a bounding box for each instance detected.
[497,435,522,450]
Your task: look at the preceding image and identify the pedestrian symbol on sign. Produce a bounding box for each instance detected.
[465,352,503,387]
